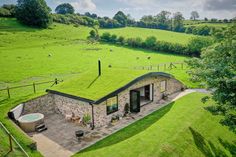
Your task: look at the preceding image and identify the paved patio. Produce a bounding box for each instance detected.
[30,89,199,157]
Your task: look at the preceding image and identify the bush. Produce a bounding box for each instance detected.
[110,34,117,43]
[117,36,125,44]
[82,113,91,125]
[100,32,111,42]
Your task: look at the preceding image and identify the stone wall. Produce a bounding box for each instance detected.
[53,94,92,121]
[23,94,55,115]
[166,78,184,95]
[23,94,92,124]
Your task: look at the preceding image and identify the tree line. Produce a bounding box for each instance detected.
[95,32,213,57]
[0,0,235,34]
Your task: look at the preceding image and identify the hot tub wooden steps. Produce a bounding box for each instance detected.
[36,124,47,132]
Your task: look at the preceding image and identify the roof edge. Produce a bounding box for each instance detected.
[46,89,95,104]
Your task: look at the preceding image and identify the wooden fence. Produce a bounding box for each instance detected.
[0,78,62,99]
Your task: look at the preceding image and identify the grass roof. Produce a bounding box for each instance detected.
[50,69,150,101]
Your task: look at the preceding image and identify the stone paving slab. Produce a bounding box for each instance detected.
[31,89,198,157]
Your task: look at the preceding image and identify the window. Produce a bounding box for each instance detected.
[160,80,167,92]
[106,96,118,115]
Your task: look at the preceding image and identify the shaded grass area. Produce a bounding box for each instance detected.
[74,93,236,157]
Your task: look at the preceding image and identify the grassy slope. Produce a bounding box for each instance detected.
[75,92,236,157]
[0,18,197,156]
[100,27,202,45]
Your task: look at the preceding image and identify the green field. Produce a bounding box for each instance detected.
[75,93,236,157]
[0,18,231,157]
[100,27,201,45]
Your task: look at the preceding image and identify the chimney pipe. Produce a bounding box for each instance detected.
[98,60,101,76]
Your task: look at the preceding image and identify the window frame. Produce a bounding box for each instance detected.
[106,95,119,115]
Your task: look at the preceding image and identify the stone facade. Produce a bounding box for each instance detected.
[92,76,184,127]
[53,94,92,120]
[23,75,183,128]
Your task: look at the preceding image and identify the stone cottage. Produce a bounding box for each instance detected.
[22,72,184,128]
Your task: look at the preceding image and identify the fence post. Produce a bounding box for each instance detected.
[9,134,13,152]
[157,65,159,71]
[164,64,166,71]
[55,78,58,85]
[33,83,36,94]
[181,63,184,69]
[7,87,10,99]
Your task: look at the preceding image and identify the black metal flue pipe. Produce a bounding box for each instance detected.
[98,60,101,76]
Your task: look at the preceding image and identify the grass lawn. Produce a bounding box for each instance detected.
[100,27,205,45]
[74,92,236,157]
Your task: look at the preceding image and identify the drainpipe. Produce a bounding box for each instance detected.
[90,103,95,130]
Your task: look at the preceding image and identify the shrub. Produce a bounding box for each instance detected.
[117,36,125,44]
[100,32,111,42]
[110,34,117,43]
[145,36,157,48]
[82,113,91,124]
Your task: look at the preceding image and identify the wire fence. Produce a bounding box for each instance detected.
[0,122,29,157]
[133,62,186,71]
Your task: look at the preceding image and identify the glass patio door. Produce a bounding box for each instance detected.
[130,90,140,113]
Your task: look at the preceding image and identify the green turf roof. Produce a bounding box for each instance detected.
[48,69,173,102]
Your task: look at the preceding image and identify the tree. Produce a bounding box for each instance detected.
[172,12,185,32]
[187,37,213,56]
[55,3,74,14]
[155,11,171,29]
[190,11,199,20]
[113,11,127,27]
[0,8,11,17]
[16,0,52,28]
[186,23,236,132]
[145,36,157,48]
